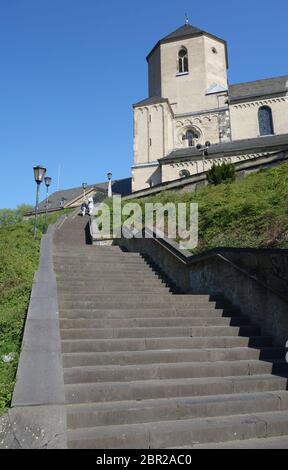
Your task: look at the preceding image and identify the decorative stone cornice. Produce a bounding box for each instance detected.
[174,106,228,119]
[167,152,272,168]
[233,97,288,109]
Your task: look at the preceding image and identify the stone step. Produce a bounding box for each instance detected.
[60,325,261,340]
[54,220,288,450]
[54,249,137,255]
[60,294,218,302]
[61,336,273,353]
[65,374,288,405]
[63,360,287,385]
[173,296,227,306]
[54,254,142,260]
[62,347,286,368]
[189,435,288,449]
[54,254,129,258]
[59,300,227,310]
[66,391,288,429]
[54,260,150,267]
[67,410,288,449]
[54,253,136,260]
[57,273,162,282]
[59,293,173,302]
[56,279,167,287]
[58,285,169,294]
[55,266,156,273]
[59,307,240,320]
[60,316,251,329]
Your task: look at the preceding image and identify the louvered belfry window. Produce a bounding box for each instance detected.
[259,106,274,136]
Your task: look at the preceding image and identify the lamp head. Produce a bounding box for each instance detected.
[33,165,47,184]
[44,176,52,188]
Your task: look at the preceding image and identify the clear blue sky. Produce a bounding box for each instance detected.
[0,0,287,208]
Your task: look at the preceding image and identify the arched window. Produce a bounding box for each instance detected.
[258,106,274,136]
[178,48,189,74]
[185,129,199,147]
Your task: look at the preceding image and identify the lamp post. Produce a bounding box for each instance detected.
[197,141,211,173]
[107,172,112,198]
[33,165,47,239]
[44,176,52,228]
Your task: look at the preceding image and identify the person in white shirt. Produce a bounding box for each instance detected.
[87,197,94,216]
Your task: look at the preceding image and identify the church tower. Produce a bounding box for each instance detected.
[147,23,228,115]
[132,22,231,192]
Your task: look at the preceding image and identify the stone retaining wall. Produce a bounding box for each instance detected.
[118,234,288,347]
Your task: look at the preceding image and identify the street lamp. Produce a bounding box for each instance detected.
[197,141,211,173]
[33,165,47,239]
[107,172,112,198]
[44,176,52,227]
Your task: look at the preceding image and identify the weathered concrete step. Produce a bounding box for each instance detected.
[54,250,139,255]
[189,435,288,449]
[66,391,288,429]
[60,325,261,340]
[172,296,226,306]
[53,256,151,270]
[67,410,288,449]
[62,347,286,368]
[59,293,172,302]
[54,256,142,262]
[61,336,273,353]
[59,294,217,302]
[57,274,162,282]
[65,374,288,405]
[54,254,138,260]
[54,246,124,251]
[59,307,239,320]
[60,316,251,329]
[55,266,154,278]
[58,286,170,294]
[63,360,284,385]
[54,255,142,261]
[57,279,167,287]
[59,300,227,310]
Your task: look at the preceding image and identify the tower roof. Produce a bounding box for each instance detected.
[162,23,204,41]
[146,23,228,67]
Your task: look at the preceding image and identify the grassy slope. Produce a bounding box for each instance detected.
[0,211,72,415]
[125,162,288,252]
[0,222,39,413]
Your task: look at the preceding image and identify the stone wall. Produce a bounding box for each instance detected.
[127,150,288,200]
[230,96,288,141]
[118,234,288,348]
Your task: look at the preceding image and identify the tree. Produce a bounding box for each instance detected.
[0,204,34,227]
[207,162,236,186]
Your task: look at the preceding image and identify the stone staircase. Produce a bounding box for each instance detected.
[53,214,288,449]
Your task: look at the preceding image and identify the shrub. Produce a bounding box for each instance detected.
[207,162,236,185]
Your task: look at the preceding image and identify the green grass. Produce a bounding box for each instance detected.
[0,210,72,415]
[103,162,288,253]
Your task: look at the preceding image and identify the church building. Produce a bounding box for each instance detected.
[132,22,288,192]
